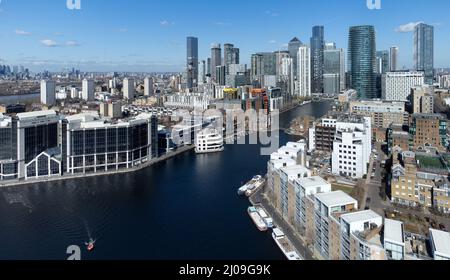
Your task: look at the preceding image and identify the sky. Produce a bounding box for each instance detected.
[0,0,449,72]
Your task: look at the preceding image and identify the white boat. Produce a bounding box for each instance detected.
[248,206,268,232]
[245,176,265,197]
[272,228,302,261]
[238,175,263,196]
[195,128,224,154]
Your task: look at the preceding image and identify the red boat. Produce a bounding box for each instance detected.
[85,239,96,252]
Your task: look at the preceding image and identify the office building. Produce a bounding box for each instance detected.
[198,60,206,85]
[0,114,18,181]
[123,78,135,100]
[390,47,399,72]
[288,37,303,78]
[348,25,377,99]
[297,46,311,97]
[411,85,434,114]
[349,100,409,128]
[186,37,199,89]
[332,114,372,179]
[324,45,345,93]
[430,229,450,260]
[144,77,154,96]
[40,80,56,106]
[376,51,389,74]
[382,71,425,101]
[82,79,95,101]
[414,23,434,84]
[311,26,325,94]
[211,43,222,81]
[224,43,239,66]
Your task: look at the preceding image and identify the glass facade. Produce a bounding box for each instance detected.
[311,26,325,94]
[414,23,434,84]
[348,25,377,99]
[186,37,199,89]
[24,123,58,163]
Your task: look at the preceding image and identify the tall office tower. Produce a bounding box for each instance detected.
[123,78,135,100]
[216,65,227,86]
[281,57,295,96]
[206,58,211,76]
[376,51,390,74]
[297,46,311,97]
[224,44,239,66]
[288,37,303,77]
[324,44,346,93]
[40,80,56,106]
[144,77,154,96]
[310,26,325,94]
[275,51,290,77]
[210,43,222,81]
[348,25,377,99]
[414,23,434,84]
[250,52,277,80]
[186,37,199,89]
[82,78,95,101]
[198,60,206,85]
[390,47,399,71]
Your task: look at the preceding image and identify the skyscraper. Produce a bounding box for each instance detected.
[288,37,303,77]
[376,51,389,74]
[210,43,222,81]
[311,26,325,94]
[414,23,434,84]
[198,60,206,85]
[348,25,377,99]
[40,80,56,106]
[123,78,135,100]
[186,37,199,89]
[82,78,95,101]
[390,47,399,72]
[144,77,154,96]
[297,46,311,97]
[224,44,239,66]
[324,44,345,93]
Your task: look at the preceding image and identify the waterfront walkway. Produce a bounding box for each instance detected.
[249,181,314,260]
[0,145,195,188]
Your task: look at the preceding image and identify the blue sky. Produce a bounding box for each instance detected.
[0,0,449,72]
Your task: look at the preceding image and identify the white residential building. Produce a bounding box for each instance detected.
[297,46,311,97]
[40,80,56,106]
[332,115,372,179]
[384,219,406,260]
[429,229,450,260]
[82,79,95,101]
[144,77,154,96]
[382,71,425,101]
[123,78,135,100]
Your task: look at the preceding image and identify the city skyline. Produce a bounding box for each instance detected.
[0,0,449,72]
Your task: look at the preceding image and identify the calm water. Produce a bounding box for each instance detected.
[0,93,39,104]
[0,101,332,260]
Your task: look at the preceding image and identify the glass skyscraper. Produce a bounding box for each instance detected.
[288,37,302,78]
[311,26,325,94]
[186,37,199,89]
[414,23,434,84]
[348,25,377,99]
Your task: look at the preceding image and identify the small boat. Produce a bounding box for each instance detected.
[238,175,264,196]
[85,238,96,252]
[248,206,268,232]
[272,228,302,261]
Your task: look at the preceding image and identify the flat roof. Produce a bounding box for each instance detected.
[430,229,450,258]
[280,165,309,177]
[384,219,405,245]
[341,210,381,224]
[295,176,329,189]
[315,191,357,207]
[17,110,57,120]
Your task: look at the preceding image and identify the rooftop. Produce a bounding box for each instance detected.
[295,176,329,189]
[384,219,405,245]
[341,210,381,224]
[16,110,57,120]
[315,191,357,208]
[430,229,450,258]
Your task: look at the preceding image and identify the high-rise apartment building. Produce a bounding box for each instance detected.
[390,47,399,72]
[186,37,199,89]
[311,26,325,94]
[348,26,377,99]
[144,77,154,96]
[297,46,311,97]
[82,78,95,101]
[123,78,135,100]
[414,23,434,84]
[40,80,56,106]
[288,37,303,78]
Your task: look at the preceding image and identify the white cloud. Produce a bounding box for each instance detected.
[15,29,32,36]
[66,40,80,46]
[40,39,58,47]
[395,22,423,32]
[160,20,175,27]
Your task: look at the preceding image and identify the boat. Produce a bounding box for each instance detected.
[195,128,224,154]
[85,238,96,252]
[248,206,268,232]
[238,175,264,196]
[272,228,302,260]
